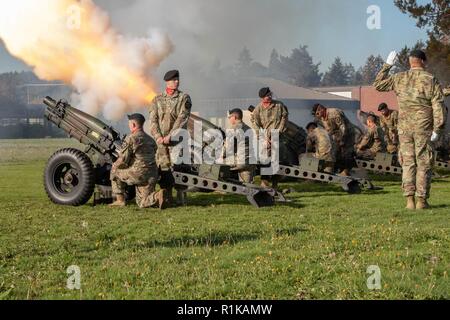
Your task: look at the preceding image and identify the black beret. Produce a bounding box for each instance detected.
[127,113,146,124]
[228,108,243,118]
[259,87,272,98]
[164,70,180,81]
[409,50,427,62]
[378,103,388,112]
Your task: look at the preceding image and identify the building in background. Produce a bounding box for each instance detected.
[314,86,450,131]
[195,77,361,129]
[0,83,72,139]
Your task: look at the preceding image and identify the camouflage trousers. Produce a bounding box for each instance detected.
[356,149,377,160]
[156,145,180,171]
[110,165,159,208]
[399,131,434,199]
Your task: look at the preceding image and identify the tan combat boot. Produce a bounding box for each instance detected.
[109,194,126,207]
[416,197,430,210]
[405,196,415,210]
[156,189,169,210]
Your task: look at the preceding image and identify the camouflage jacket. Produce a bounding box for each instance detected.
[226,120,253,167]
[322,108,355,147]
[119,130,156,169]
[149,90,192,140]
[307,127,335,162]
[380,110,399,145]
[251,100,288,139]
[373,64,446,133]
[357,126,386,154]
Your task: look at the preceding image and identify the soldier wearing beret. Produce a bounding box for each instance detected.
[110,114,167,209]
[378,103,399,154]
[312,103,356,176]
[251,87,289,189]
[149,70,192,206]
[374,49,447,210]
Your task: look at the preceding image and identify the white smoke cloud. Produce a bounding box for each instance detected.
[0,0,174,119]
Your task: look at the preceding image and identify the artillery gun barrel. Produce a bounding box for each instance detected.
[44,96,122,161]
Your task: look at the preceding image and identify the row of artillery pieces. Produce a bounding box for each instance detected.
[41,97,450,208]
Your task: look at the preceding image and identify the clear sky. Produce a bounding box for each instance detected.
[0,0,429,74]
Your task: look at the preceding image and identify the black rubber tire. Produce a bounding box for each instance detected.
[44,148,95,206]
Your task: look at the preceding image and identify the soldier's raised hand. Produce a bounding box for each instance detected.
[386,51,398,66]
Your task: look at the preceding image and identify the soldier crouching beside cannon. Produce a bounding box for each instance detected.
[109,113,168,209]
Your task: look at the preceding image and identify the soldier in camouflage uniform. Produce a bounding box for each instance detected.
[378,103,399,154]
[110,114,167,209]
[306,122,335,173]
[251,87,289,188]
[312,104,356,176]
[356,115,386,160]
[226,108,255,184]
[149,70,192,205]
[374,50,446,210]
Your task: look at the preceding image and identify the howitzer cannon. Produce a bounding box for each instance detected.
[356,152,450,175]
[43,97,278,208]
[189,112,376,194]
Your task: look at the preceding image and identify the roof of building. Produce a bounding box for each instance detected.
[252,78,357,101]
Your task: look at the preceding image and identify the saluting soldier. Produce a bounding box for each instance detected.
[356,115,386,160]
[378,103,399,154]
[110,114,167,209]
[312,104,356,176]
[149,70,192,206]
[306,122,335,173]
[251,87,289,189]
[374,50,446,210]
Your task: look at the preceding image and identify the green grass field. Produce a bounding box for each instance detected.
[0,139,448,300]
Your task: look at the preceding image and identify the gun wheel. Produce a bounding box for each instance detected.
[44,148,95,206]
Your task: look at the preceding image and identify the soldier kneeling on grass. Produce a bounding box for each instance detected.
[356,114,386,160]
[110,114,168,209]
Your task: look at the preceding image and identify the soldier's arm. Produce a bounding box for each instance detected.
[373,64,396,92]
[357,131,372,150]
[251,108,262,130]
[392,112,399,144]
[278,104,289,134]
[149,98,163,140]
[335,115,347,146]
[306,135,316,153]
[431,80,446,133]
[116,136,133,168]
[380,120,392,144]
[170,94,192,137]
